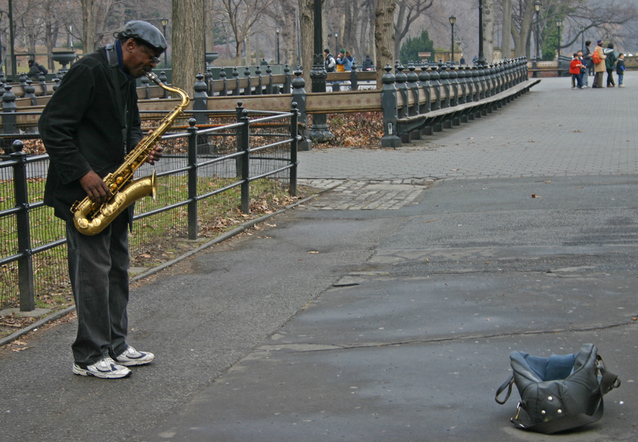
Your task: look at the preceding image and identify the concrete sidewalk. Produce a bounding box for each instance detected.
[1,74,637,441]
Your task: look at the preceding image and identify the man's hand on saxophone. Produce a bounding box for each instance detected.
[79,170,112,204]
[146,145,163,165]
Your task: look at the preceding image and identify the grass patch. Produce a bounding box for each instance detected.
[0,175,316,338]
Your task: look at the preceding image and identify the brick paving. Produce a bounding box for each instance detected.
[297,73,638,183]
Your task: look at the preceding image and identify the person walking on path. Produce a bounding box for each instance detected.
[604,43,617,87]
[38,20,166,379]
[592,40,606,88]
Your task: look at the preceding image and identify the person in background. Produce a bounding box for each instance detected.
[569,52,584,89]
[344,50,354,71]
[578,51,588,89]
[592,40,606,88]
[616,53,626,88]
[26,59,45,78]
[336,49,346,72]
[582,40,592,87]
[38,20,166,379]
[324,48,336,72]
[604,42,616,87]
[361,54,374,71]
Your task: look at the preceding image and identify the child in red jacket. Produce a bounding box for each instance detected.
[570,52,585,89]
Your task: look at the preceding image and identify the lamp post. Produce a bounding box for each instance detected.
[334,31,338,53]
[556,19,562,59]
[449,16,456,64]
[580,26,585,51]
[276,27,281,64]
[160,17,168,67]
[309,0,333,142]
[533,1,541,78]
[0,10,3,76]
[477,0,486,66]
[8,0,15,79]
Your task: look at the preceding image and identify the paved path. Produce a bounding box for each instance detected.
[1,74,637,442]
[298,74,638,182]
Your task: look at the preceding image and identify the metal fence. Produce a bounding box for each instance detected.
[0,103,299,311]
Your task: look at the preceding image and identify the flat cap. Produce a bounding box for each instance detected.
[119,20,167,53]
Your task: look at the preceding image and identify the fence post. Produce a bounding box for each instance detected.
[193,73,208,126]
[439,65,450,109]
[419,64,431,113]
[449,66,459,107]
[219,69,227,96]
[159,71,169,98]
[239,109,250,214]
[24,79,37,106]
[381,65,401,148]
[235,101,245,177]
[283,64,291,93]
[457,66,467,105]
[266,65,273,94]
[429,66,441,111]
[244,66,252,96]
[2,84,17,136]
[233,67,240,96]
[255,65,263,95]
[395,65,408,119]
[350,63,358,90]
[8,141,36,311]
[38,73,48,96]
[289,103,299,197]
[187,118,199,240]
[291,69,311,151]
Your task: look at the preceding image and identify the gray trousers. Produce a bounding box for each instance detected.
[66,213,130,365]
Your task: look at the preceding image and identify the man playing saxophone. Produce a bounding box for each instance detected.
[39,21,166,379]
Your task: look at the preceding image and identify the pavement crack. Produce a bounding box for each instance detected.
[261,320,637,353]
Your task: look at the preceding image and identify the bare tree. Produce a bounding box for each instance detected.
[221,0,276,65]
[394,0,434,59]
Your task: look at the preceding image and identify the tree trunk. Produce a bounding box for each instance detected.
[172,0,206,96]
[81,0,96,53]
[501,0,511,60]
[375,0,395,87]
[299,0,314,88]
[482,0,495,62]
[205,0,215,52]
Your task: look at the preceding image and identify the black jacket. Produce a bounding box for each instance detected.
[39,45,143,221]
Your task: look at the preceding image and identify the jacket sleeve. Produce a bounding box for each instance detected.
[38,63,96,185]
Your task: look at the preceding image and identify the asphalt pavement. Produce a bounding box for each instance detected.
[1,73,637,442]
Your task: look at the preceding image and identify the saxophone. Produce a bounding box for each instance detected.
[71,71,190,235]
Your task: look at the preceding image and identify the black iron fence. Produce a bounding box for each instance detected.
[0,103,299,312]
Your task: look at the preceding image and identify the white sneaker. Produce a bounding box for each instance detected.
[73,357,131,379]
[115,345,155,366]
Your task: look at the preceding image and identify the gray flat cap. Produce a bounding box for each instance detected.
[119,20,167,52]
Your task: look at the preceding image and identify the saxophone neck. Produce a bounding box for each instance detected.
[145,71,190,106]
